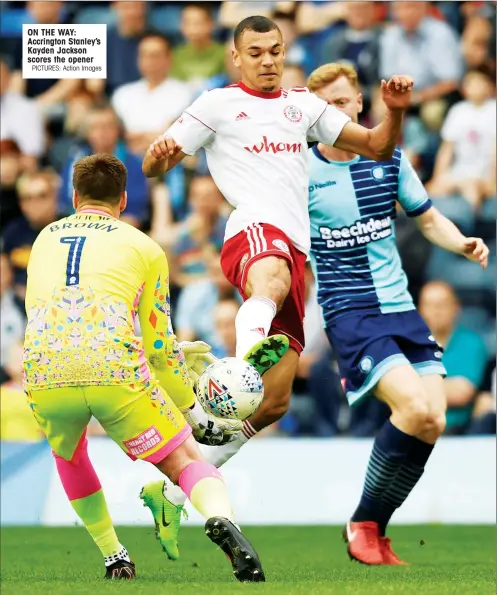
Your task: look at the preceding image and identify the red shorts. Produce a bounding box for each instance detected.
[220,223,306,354]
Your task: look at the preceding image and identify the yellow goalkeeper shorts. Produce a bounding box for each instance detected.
[26,380,191,462]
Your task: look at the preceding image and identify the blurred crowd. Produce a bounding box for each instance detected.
[1,1,495,441]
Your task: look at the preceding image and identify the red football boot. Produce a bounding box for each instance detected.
[379,537,409,565]
[343,521,384,565]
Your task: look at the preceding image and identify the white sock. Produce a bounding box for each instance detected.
[162,421,257,507]
[201,420,256,467]
[163,479,188,507]
[203,431,246,467]
[104,545,131,567]
[235,296,277,359]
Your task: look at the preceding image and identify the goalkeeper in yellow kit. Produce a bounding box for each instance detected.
[23,154,264,582]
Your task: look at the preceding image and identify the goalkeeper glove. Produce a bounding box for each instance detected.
[181,398,242,446]
[179,341,241,444]
[179,340,218,385]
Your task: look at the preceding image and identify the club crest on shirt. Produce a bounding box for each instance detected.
[284,105,303,123]
[272,239,290,254]
[371,166,386,181]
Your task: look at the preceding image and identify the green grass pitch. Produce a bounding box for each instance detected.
[1,525,495,595]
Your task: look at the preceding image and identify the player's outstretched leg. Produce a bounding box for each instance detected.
[140,480,186,561]
[234,295,279,362]
[243,334,289,376]
[143,481,264,581]
[142,348,299,561]
[177,460,264,583]
[53,434,135,579]
[234,257,292,373]
[148,436,265,582]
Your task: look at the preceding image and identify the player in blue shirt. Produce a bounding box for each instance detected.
[307,64,489,566]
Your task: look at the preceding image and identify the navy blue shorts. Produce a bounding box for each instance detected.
[325,309,446,405]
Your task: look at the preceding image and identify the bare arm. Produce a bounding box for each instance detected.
[177,328,196,343]
[483,149,496,198]
[36,79,81,107]
[8,71,25,93]
[142,149,168,178]
[431,141,454,181]
[415,206,489,267]
[149,182,173,241]
[444,377,477,407]
[472,392,496,417]
[142,149,186,178]
[335,108,404,161]
[142,134,187,178]
[412,80,458,105]
[334,76,412,161]
[149,184,182,249]
[143,97,215,177]
[415,206,466,254]
[218,2,267,29]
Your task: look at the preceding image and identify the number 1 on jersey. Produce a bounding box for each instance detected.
[60,236,86,286]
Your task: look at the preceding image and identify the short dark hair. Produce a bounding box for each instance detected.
[73,154,127,205]
[233,15,280,48]
[139,31,172,52]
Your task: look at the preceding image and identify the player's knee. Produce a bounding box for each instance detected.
[417,412,446,443]
[427,412,446,438]
[397,393,430,433]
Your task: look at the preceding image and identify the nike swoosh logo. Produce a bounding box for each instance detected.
[346,522,357,542]
[162,504,170,527]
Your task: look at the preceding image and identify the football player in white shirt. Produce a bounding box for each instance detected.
[140,15,413,560]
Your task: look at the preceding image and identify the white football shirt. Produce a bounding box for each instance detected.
[441,99,496,181]
[0,92,45,157]
[112,78,193,134]
[166,82,350,255]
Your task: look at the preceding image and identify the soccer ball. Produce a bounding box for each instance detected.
[197,357,264,421]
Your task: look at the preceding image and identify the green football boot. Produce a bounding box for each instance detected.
[243,334,289,376]
[140,480,187,561]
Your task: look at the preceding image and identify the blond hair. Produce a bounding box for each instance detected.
[307,63,359,93]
